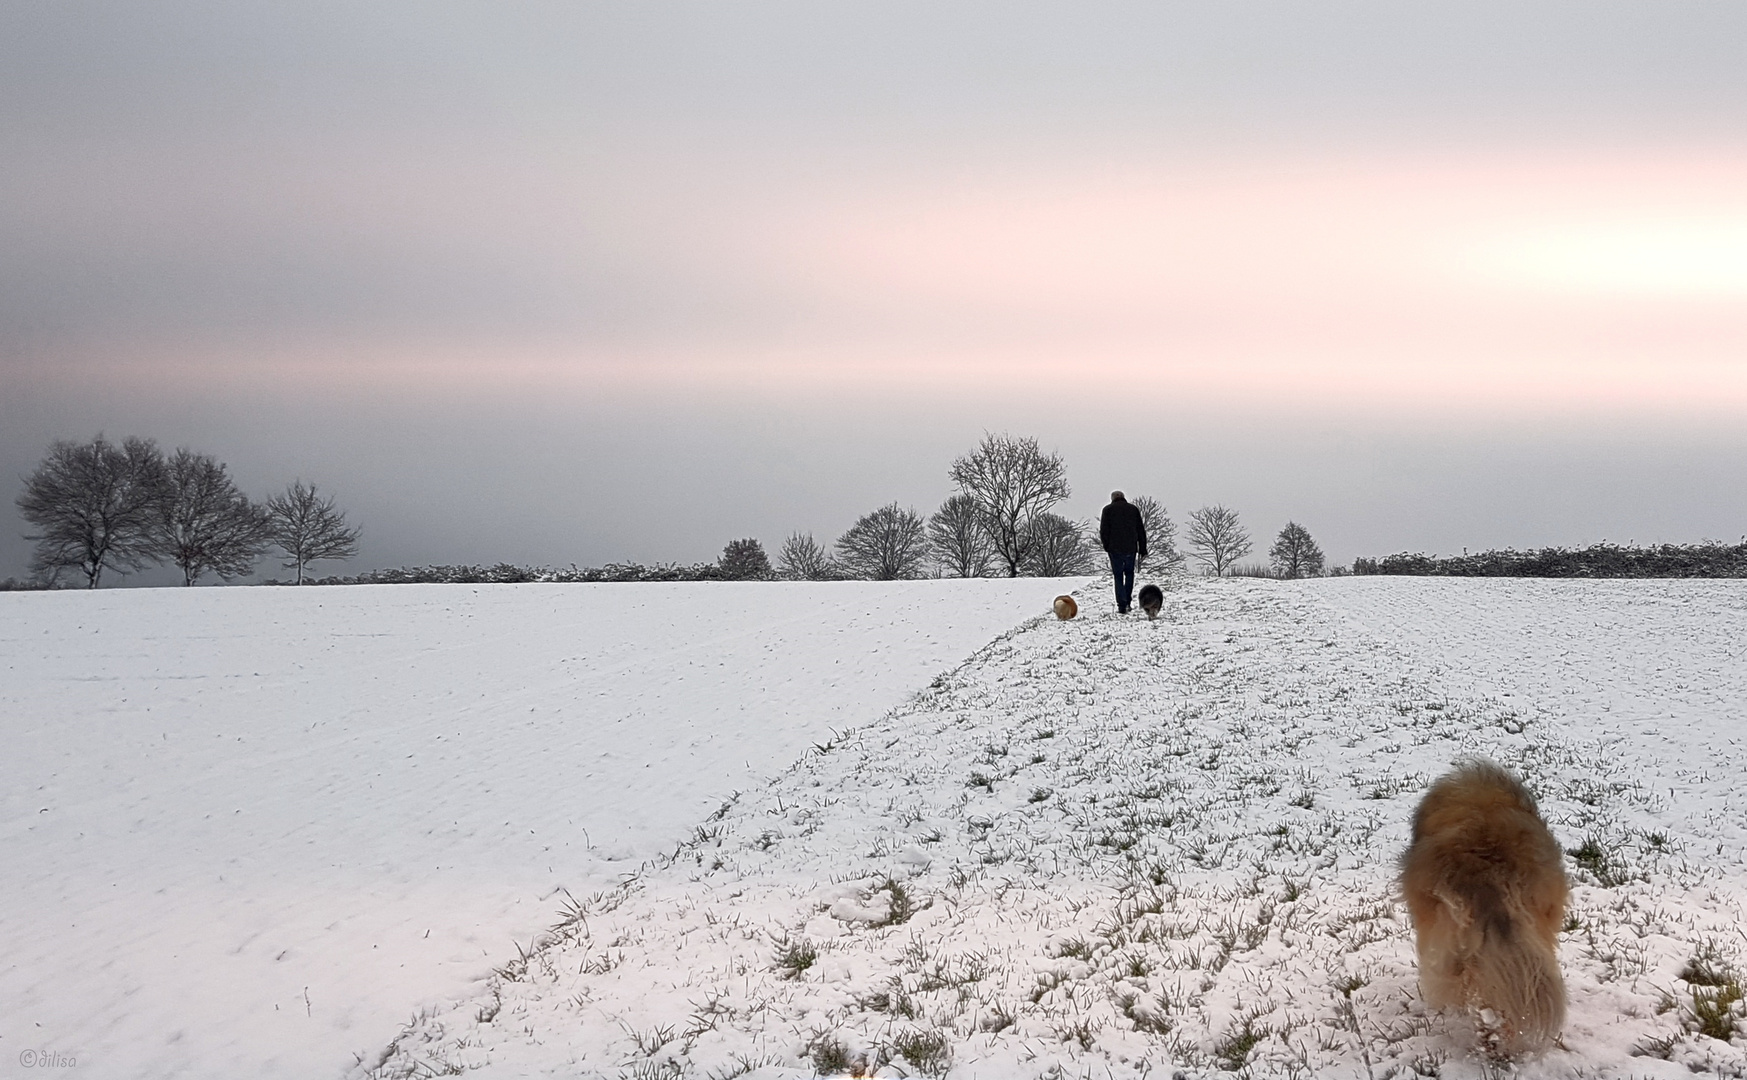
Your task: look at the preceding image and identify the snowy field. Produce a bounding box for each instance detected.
[356,577,1747,1080]
[0,579,1083,1080]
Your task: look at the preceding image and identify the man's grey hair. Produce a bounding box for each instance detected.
[1110,490,1125,501]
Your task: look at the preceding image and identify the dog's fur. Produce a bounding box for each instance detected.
[1052,595,1077,620]
[1137,584,1163,620]
[1400,759,1568,1058]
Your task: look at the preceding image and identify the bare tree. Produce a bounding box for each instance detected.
[1130,494,1186,574]
[266,481,361,584]
[151,449,272,586]
[834,503,928,580]
[927,493,994,578]
[1021,513,1095,576]
[16,435,168,588]
[776,532,836,580]
[1269,521,1326,579]
[948,433,1070,577]
[1186,504,1253,577]
[718,538,772,580]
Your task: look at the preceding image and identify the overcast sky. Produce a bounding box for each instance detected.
[5,2,1746,582]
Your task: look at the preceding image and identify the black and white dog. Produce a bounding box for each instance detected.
[1137,584,1163,620]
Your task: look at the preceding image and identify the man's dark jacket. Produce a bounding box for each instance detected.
[1099,499,1147,558]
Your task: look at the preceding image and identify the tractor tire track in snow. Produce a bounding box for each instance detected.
[369,580,1746,1079]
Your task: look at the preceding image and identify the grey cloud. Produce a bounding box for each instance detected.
[7,1,1747,349]
[7,2,1746,144]
[5,2,1745,580]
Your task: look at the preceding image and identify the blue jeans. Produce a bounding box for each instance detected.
[1108,552,1136,611]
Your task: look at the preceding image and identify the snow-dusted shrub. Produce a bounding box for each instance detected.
[294,560,736,586]
[718,538,772,580]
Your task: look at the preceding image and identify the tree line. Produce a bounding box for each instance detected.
[730,433,1329,582]
[13,435,360,588]
[8,430,1333,588]
[756,432,1144,581]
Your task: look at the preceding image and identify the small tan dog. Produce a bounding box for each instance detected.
[1052,595,1077,620]
[1400,759,1568,1059]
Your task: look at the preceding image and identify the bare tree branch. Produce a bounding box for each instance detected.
[1130,495,1186,574]
[153,449,271,586]
[265,481,361,585]
[927,494,994,578]
[1186,504,1253,577]
[1269,521,1326,579]
[776,532,836,580]
[948,433,1070,578]
[834,503,928,580]
[1020,512,1095,576]
[16,435,167,588]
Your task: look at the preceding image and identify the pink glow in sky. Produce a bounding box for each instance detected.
[28,148,1746,416]
[758,150,1747,407]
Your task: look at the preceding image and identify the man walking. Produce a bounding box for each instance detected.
[1099,490,1147,613]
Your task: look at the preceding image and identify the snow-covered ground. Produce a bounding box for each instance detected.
[0,579,1084,1080]
[361,577,1747,1079]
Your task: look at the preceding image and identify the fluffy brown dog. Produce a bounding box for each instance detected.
[1400,759,1568,1058]
[1052,595,1078,620]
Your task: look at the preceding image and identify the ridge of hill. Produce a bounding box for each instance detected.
[366,579,1747,1079]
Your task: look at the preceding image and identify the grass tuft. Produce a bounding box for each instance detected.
[806,1033,854,1075]
[889,1028,952,1077]
[1567,834,1636,887]
[1680,940,1739,987]
[1631,1033,1679,1059]
[861,978,919,1019]
[980,1000,1018,1033]
[773,935,817,980]
[1689,983,1743,1043]
[1214,1011,1271,1071]
[625,1023,675,1058]
[1680,944,1745,1043]
[705,1054,778,1080]
[876,876,918,927]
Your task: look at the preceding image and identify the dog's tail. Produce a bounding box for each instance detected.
[1438,881,1566,1055]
